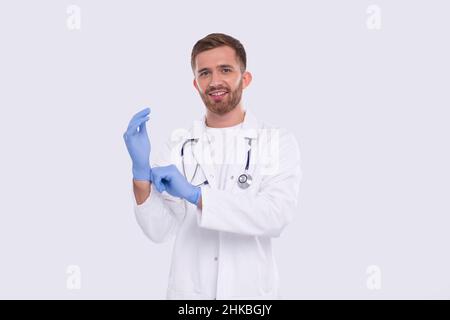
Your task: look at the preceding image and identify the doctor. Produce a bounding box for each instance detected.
[123,33,302,299]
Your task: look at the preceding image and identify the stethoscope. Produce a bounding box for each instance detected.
[180,137,253,189]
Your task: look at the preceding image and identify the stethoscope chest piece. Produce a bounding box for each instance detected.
[237,173,252,189]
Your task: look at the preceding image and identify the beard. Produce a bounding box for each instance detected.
[200,79,243,116]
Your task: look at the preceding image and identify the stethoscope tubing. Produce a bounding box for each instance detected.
[180,137,252,188]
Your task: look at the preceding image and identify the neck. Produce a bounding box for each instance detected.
[205,104,245,128]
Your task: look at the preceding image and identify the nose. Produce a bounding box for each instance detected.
[209,70,224,87]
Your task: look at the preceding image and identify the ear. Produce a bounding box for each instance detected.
[193,78,199,92]
[242,71,253,89]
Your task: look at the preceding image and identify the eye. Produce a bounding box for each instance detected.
[222,68,232,73]
[199,71,210,77]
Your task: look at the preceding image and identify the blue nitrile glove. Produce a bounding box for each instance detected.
[150,165,201,205]
[123,108,151,181]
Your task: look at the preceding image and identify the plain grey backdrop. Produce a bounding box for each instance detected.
[0,0,449,299]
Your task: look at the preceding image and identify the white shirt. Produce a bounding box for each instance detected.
[133,110,302,299]
[201,122,244,298]
[205,122,243,190]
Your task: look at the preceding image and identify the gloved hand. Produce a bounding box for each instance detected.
[123,108,151,181]
[151,165,201,205]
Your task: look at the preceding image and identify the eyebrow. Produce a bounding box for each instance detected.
[197,64,235,74]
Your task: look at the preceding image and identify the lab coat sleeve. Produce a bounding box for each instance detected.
[198,130,302,237]
[133,136,186,244]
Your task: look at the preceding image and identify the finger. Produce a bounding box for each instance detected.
[127,116,149,135]
[155,179,166,193]
[127,108,150,131]
[158,181,166,193]
[151,170,166,193]
[127,113,149,132]
[155,165,174,182]
[138,118,148,134]
[131,107,151,122]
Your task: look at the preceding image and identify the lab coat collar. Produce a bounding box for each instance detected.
[188,109,259,140]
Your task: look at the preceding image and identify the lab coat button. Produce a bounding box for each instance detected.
[214,257,218,261]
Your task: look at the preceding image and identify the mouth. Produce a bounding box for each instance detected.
[208,90,228,101]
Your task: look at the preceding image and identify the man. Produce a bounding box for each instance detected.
[123,33,302,299]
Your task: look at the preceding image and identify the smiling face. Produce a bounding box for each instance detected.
[193,46,252,115]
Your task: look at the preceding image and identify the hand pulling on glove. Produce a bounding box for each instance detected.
[151,165,201,205]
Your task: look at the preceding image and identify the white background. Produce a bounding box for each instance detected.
[0,0,449,299]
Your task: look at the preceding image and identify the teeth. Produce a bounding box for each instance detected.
[210,91,227,96]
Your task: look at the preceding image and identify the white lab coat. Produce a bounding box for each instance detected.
[133,110,302,299]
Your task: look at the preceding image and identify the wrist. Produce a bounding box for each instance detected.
[132,164,151,181]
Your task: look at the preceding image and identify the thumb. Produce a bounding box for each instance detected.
[151,170,166,193]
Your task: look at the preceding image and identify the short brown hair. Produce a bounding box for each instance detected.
[191,33,247,73]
